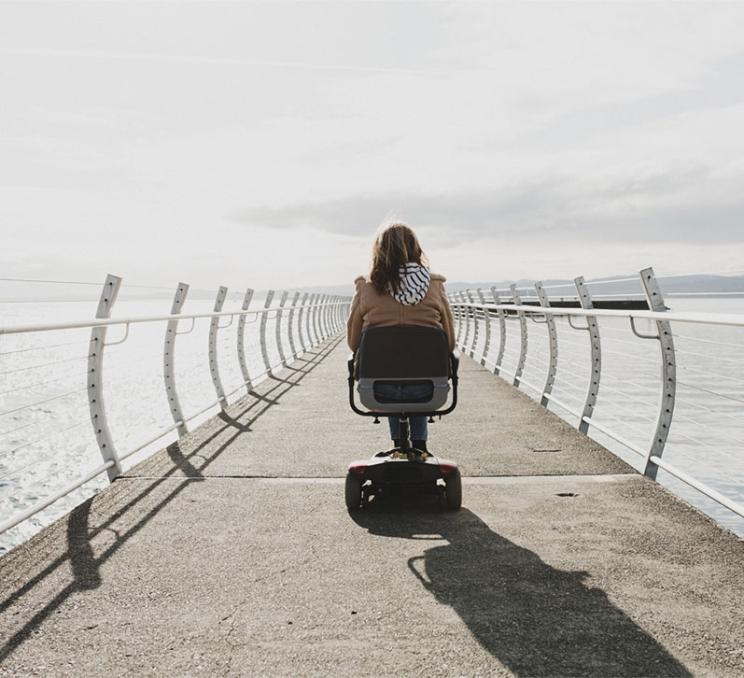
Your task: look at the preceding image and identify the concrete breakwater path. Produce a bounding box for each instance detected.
[1,337,743,676]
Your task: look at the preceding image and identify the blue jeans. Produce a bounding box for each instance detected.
[374,383,429,441]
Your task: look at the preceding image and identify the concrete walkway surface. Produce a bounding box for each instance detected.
[1,337,743,676]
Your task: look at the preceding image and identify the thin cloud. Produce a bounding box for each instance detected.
[231,178,569,236]
[0,47,476,76]
[231,169,744,244]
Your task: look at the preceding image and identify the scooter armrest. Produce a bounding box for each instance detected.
[347,352,356,380]
[449,351,460,379]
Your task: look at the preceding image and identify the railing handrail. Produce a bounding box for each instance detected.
[451,302,744,328]
[0,301,343,336]
[1,276,351,543]
[450,267,744,527]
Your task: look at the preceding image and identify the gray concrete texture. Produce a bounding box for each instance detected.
[127,337,633,479]
[1,338,743,676]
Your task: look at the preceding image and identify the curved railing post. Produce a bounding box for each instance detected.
[317,294,326,341]
[321,294,328,340]
[450,292,458,347]
[490,286,507,376]
[534,281,558,408]
[237,287,254,393]
[333,296,340,333]
[164,282,190,436]
[476,288,491,367]
[305,293,316,347]
[461,291,472,353]
[638,267,676,480]
[307,293,316,346]
[340,297,348,332]
[275,290,289,366]
[287,291,300,359]
[260,289,275,376]
[572,276,601,434]
[510,284,528,387]
[311,294,321,346]
[326,295,334,336]
[314,294,323,342]
[321,294,330,340]
[328,296,336,334]
[208,286,229,410]
[297,292,309,353]
[466,289,479,358]
[305,293,314,346]
[88,274,123,480]
[453,292,465,350]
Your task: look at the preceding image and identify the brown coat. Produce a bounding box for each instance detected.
[346,273,456,352]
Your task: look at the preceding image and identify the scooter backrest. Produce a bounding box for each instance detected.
[355,326,451,413]
[356,326,450,379]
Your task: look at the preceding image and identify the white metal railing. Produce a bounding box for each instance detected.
[449,267,744,525]
[0,275,350,538]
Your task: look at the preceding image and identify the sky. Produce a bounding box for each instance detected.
[2,1,744,293]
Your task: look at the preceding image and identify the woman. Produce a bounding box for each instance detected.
[347,222,456,452]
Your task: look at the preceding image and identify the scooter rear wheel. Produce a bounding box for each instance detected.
[345,472,363,510]
[444,468,462,510]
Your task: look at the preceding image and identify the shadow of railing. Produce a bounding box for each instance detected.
[0,337,342,663]
[351,500,691,678]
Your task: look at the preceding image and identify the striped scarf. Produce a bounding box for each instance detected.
[392,263,431,306]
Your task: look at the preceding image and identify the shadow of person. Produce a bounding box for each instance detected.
[351,497,690,677]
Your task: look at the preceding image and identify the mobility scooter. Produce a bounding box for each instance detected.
[346,325,461,510]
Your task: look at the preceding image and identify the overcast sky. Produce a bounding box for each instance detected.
[2,1,744,292]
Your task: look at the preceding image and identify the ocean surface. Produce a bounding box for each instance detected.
[1,295,743,553]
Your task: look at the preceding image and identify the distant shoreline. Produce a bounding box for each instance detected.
[4,293,744,304]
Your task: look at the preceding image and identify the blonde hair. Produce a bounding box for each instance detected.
[369,222,428,295]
